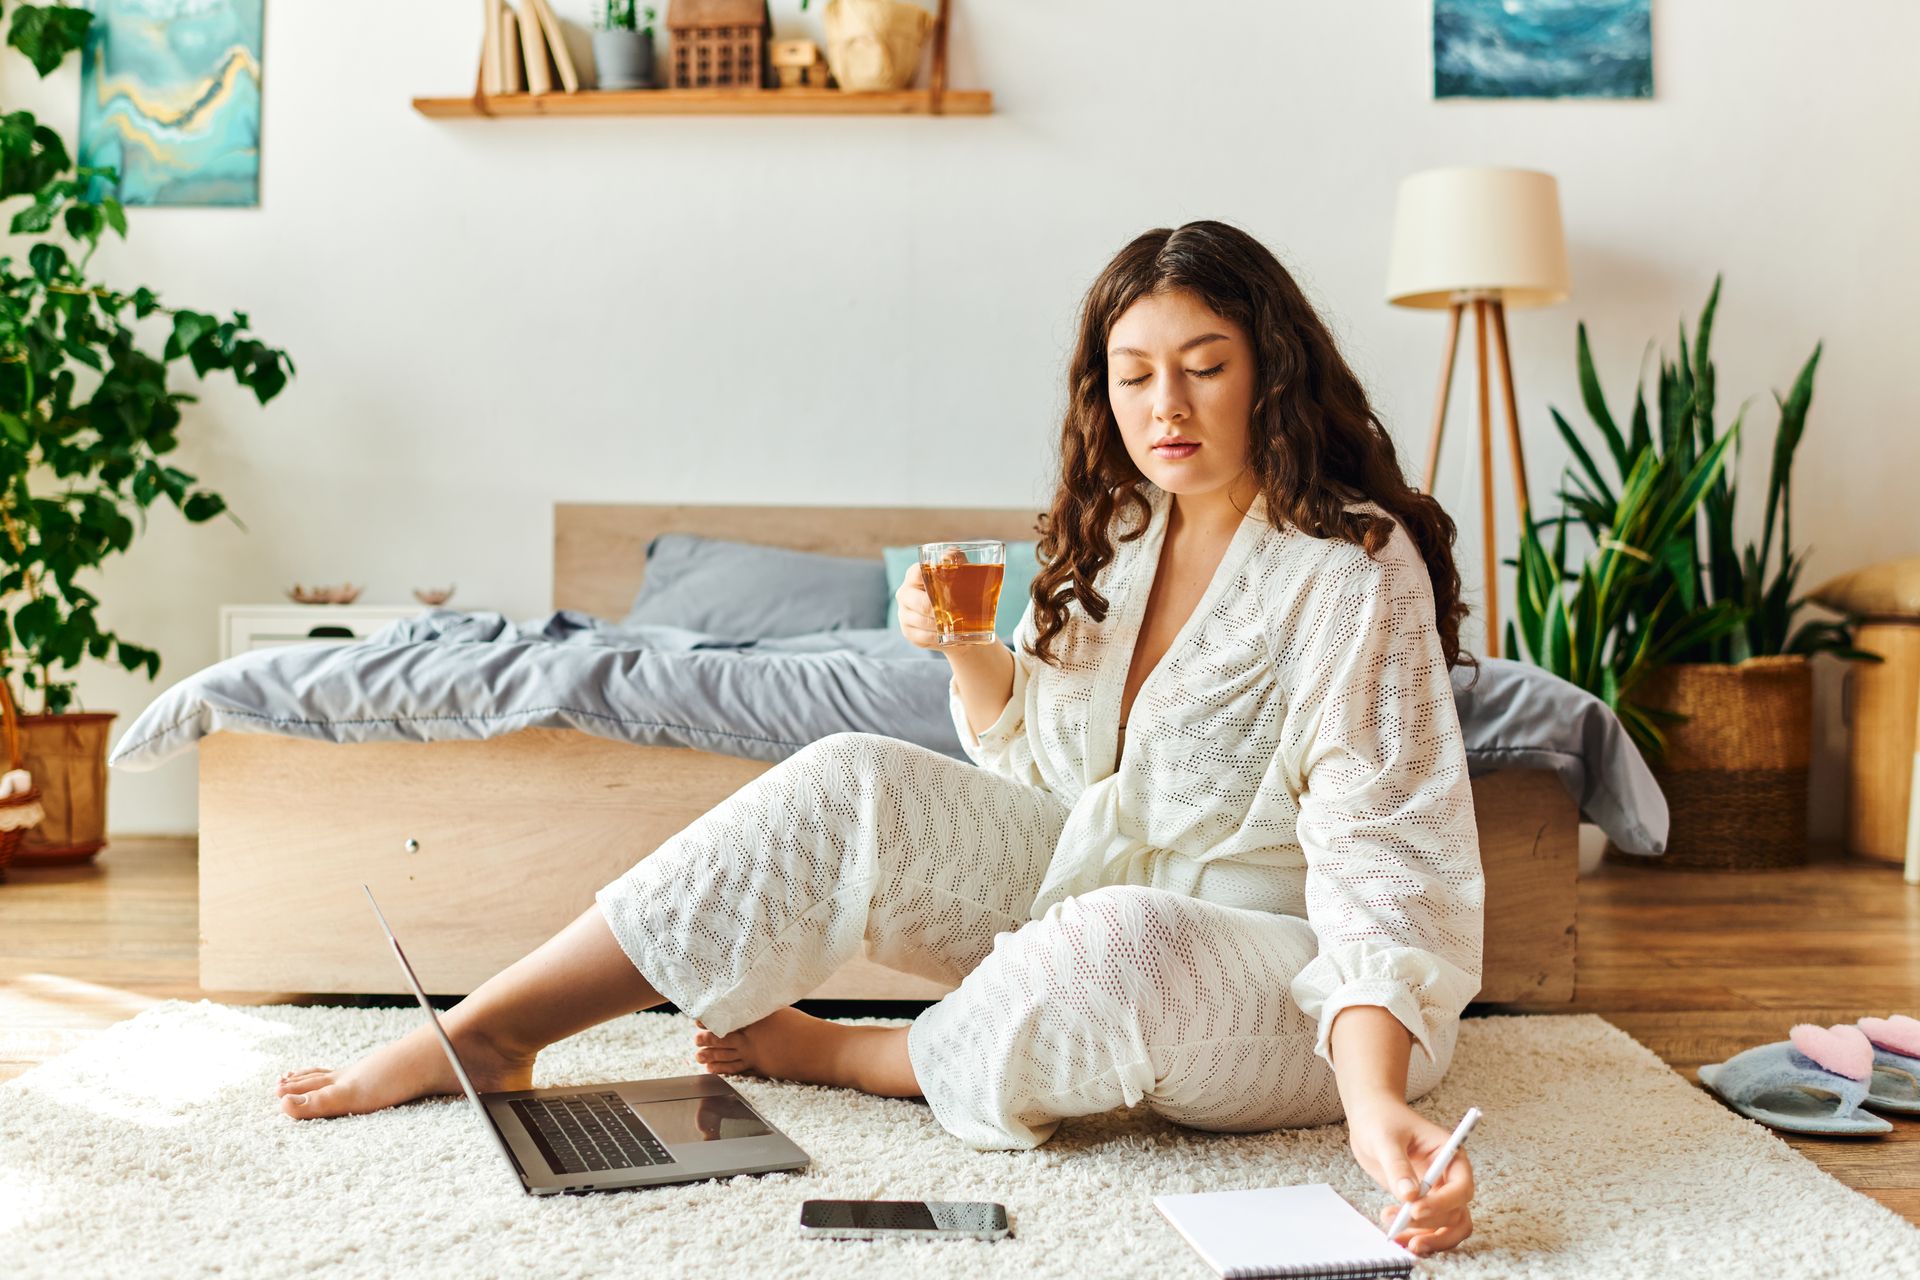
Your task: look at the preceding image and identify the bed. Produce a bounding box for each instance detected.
[164,503,1599,1007]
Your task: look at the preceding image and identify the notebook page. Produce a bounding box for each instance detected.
[1153,1184,1414,1277]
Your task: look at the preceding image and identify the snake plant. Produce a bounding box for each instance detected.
[1506,277,1872,759]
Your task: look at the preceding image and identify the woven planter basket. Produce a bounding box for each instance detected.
[1604,654,1812,871]
[13,710,113,864]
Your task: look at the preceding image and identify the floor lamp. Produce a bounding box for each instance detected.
[1385,167,1570,659]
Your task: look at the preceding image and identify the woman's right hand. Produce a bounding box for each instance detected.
[896,561,944,651]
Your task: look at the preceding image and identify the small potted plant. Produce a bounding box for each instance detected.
[594,2,658,90]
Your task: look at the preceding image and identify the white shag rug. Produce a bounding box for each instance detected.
[3,1003,1917,1279]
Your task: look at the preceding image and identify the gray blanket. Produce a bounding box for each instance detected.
[109,609,1668,855]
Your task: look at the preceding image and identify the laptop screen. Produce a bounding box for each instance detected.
[361,885,526,1171]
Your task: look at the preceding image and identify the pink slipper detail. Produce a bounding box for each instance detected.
[1788,1023,1873,1081]
[1859,1014,1920,1058]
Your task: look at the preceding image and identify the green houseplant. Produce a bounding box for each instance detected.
[593,2,657,90]
[1510,277,1868,869]
[1,4,293,859]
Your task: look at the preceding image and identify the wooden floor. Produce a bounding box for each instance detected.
[3,837,1917,1225]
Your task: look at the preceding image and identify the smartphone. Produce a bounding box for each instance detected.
[797,1199,1011,1242]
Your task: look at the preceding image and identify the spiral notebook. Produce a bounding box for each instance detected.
[1153,1184,1417,1279]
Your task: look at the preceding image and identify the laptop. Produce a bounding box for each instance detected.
[363,884,811,1196]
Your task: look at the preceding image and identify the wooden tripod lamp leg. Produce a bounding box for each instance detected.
[1422,302,1465,495]
[1473,298,1499,659]
[1488,299,1532,523]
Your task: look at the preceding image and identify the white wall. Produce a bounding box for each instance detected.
[8,1,1916,839]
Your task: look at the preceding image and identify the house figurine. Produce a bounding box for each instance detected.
[667,0,773,90]
[770,39,834,89]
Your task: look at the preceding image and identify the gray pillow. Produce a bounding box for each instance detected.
[624,533,890,638]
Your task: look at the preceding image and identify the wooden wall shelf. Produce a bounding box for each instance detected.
[427,0,987,120]
[411,87,992,118]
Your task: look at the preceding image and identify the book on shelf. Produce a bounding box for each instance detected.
[480,0,502,95]
[499,6,524,93]
[525,0,580,92]
[517,0,553,94]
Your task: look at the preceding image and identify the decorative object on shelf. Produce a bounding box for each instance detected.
[413,584,459,607]
[1386,165,1569,659]
[667,0,772,89]
[1434,0,1652,100]
[287,584,364,606]
[1807,557,1920,881]
[1505,277,1872,871]
[594,2,658,90]
[771,39,833,88]
[812,0,934,92]
[76,0,264,207]
[1,8,292,867]
[0,680,46,882]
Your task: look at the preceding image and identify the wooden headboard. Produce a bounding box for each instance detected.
[553,503,1045,620]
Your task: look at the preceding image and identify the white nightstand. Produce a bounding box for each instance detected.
[220,603,428,661]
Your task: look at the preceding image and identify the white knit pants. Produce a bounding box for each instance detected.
[594,732,1455,1149]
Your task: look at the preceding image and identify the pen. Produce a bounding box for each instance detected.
[1384,1106,1481,1244]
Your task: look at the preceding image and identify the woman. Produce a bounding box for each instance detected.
[276,220,1483,1257]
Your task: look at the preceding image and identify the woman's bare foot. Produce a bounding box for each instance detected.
[274,1018,536,1119]
[691,1008,920,1098]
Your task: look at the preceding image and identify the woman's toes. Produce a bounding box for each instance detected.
[280,1081,352,1119]
[276,1070,331,1097]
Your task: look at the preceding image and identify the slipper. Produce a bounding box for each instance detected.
[1697,1023,1892,1136]
[1858,1015,1920,1115]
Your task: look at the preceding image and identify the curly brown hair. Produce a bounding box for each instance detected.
[1026,220,1476,680]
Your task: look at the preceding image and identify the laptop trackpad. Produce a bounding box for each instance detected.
[634,1094,772,1145]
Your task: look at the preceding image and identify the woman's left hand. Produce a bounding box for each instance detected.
[1345,1099,1475,1257]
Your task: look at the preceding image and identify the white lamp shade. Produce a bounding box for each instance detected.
[1385,167,1570,310]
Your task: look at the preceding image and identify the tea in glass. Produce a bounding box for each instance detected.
[919,540,1006,646]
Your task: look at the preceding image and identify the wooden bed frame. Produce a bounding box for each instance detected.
[197,503,1577,1007]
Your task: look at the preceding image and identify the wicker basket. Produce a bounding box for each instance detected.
[0,680,46,882]
[1604,654,1812,871]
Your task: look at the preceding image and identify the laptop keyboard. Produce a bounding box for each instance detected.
[509,1092,674,1175]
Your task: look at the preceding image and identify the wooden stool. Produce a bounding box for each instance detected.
[1810,557,1920,882]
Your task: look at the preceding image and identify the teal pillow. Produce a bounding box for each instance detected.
[884,541,1041,641]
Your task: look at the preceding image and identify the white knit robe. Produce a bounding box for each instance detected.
[953,483,1485,1073]
[596,482,1484,1148]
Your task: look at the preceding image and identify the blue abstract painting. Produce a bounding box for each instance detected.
[77,0,263,207]
[1434,0,1652,100]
